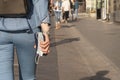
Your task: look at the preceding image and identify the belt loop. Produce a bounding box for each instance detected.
[26,19,33,33]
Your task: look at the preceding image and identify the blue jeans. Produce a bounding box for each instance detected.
[54,11,61,22]
[74,9,78,19]
[0,29,38,80]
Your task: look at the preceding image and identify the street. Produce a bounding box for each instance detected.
[14,14,120,80]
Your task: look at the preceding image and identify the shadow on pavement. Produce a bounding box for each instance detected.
[62,24,76,28]
[61,19,81,28]
[68,19,81,23]
[80,70,111,80]
[50,37,80,47]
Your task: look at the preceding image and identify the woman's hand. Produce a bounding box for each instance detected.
[40,23,50,54]
[40,32,50,54]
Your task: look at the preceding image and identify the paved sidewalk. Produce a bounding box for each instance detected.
[54,16,120,80]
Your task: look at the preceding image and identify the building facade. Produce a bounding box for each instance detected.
[101,0,120,22]
[86,0,96,13]
[114,0,120,22]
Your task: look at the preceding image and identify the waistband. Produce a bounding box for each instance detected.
[0,29,32,33]
[0,27,41,33]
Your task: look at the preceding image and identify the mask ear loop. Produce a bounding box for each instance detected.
[34,33,40,64]
[35,53,40,64]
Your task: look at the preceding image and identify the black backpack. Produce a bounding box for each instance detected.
[0,0,32,18]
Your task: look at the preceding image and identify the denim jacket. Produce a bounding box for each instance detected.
[0,0,50,31]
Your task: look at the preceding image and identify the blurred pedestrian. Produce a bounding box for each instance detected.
[48,0,54,16]
[74,0,79,20]
[53,0,62,29]
[69,0,74,21]
[62,0,70,23]
[0,0,50,80]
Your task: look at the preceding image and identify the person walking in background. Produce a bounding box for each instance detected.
[48,0,55,16]
[74,0,79,20]
[53,0,62,29]
[62,0,70,23]
[0,0,50,80]
[69,0,75,20]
